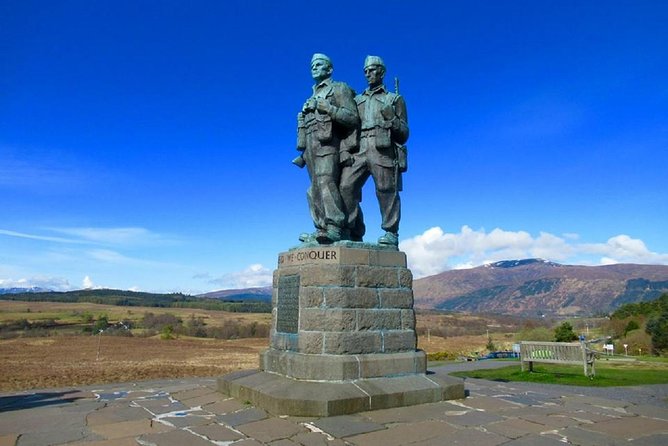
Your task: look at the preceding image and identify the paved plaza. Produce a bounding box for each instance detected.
[1,362,667,446]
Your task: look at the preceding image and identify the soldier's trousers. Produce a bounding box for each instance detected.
[304,151,345,231]
[340,142,401,240]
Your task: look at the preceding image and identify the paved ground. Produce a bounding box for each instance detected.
[1,361,667,446]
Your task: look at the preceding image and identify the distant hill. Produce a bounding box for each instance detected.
[197,286,272,302]
[0,288,271,313]
[0,287,50,294]
[413,259,668,317]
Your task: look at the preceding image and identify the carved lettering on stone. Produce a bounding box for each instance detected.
[276,274,300,333]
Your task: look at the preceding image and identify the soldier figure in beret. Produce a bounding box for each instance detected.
[340,56,409,247]
[295,54,360,244]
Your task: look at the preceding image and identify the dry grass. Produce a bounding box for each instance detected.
[0,299,270,329]
[0,300,529,392]
[0,335,265,391]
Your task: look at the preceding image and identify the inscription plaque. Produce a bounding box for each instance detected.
[276,274,300,333]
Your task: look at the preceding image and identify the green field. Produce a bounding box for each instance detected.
[450,358,668,387]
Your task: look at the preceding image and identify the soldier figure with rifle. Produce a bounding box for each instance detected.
[339,55,409,246]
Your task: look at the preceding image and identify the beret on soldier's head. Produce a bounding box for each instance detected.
[311,53,332,67]
[364,55,385,69]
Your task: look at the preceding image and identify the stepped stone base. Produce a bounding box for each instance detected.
[217,369,465,417]
[260,349,426,381]
[218,245,466,416]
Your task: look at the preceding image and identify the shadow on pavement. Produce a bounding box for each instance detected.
[0,391,85,412]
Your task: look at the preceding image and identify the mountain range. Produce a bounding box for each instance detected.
[412,259,668,316]
[4,260,668,317]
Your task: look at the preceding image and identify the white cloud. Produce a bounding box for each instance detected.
[82,275,94,289]
[0,229,85,244]
[400,226,668,278]
[0,226,173,248]
[210,263,272,289]
[582,235,668,265]
[50,227,169,246]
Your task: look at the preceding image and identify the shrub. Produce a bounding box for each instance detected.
[646,310,668,355]
[142,312,182,331]
[554,322,578,342]
[624,320,640,336]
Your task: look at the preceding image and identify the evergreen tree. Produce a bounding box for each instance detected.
[554,321,578,342]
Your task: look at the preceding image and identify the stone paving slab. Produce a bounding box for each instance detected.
[216,407,268,427]
[483,418,550,438]
[462,395,524,411]
[582,415,668,439]
[189,423,245,442]
[201,397,248,414]
[67,438,140,446]
[138,428,218,446]
[311,414,385,438]
[89,418,173,439]
[344,420,458,445]
[1,363,668,445]
[235,418,309,443]
[85,406,151,425]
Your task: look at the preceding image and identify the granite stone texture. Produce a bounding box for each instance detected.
[221,246,460,416]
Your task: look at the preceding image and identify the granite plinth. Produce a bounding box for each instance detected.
[217,369,465,417]
[218,246,464,416]
[260,349,426,381]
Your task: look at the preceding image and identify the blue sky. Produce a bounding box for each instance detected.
[1,1,667,293]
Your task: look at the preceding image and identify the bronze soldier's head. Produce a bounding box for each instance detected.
[311,53,333,83]
[363,55,385,89]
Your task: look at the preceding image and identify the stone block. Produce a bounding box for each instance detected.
[358,351,427,378]
[299,286,324,307]
[276,265,300,276]
[270,332,298,351]
[300,265,356,287]
[261,348,288,372]
[383,330,416,352]
[379,289,413,308]
[297,331,323,354]
[338,248,371,265]
[369,250,407,267]
[398,268,413,288]
[357,309,402,331]
[324,287,378,308]
[300,308,355,331]
[324,331,382,355]
[356,266,399,288]
[278,247,342,267]
[400,309,416,330]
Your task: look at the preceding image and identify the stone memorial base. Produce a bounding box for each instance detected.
[217,245,464,416]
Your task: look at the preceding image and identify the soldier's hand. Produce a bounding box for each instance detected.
[339,151,354,167]
[302,98,316,112]
[381,104,395,120]
[316,98,334,115]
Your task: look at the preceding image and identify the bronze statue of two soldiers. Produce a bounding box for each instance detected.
[295,53,409,248]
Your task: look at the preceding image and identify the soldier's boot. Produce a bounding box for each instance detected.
[316,226,342,245]
[378,231,398,247]
[299,232,317,243]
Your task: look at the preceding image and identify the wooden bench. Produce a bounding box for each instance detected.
[520,341,598,377]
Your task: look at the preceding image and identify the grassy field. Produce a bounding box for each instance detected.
[0,335,266,391]
[451,358,668,387]
[1,299,633,392]
[0,300,270,329]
